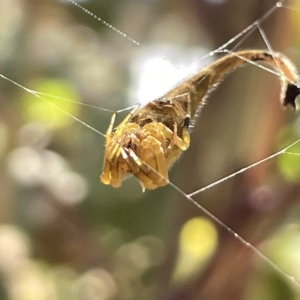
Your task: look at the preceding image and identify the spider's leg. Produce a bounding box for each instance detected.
[116,104,141,129]
[110,162,121,187]
[180,118,190,149]
[181,93,191,148]
[120,147,139,173]
[100,158,112,184]
[134,136,169,187]
[109,141,122,163]
[101,160,122,188]
[100,112,118,185]
[106,112,117,140]
[166,92,191,151]
[101,111,121,185]
[158,121,189,151]
[101,143,122,186]
[127,148,157,191]
[144,136,169,185]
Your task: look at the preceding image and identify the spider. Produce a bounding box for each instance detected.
[100,50,300,191]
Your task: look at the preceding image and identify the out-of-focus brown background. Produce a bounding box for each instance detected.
[0,0,300,299]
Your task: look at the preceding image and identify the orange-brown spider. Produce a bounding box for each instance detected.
[100,50,300,191]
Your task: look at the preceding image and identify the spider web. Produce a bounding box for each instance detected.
[1,0,300,298]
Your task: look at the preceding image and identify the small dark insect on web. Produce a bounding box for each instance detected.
[2,0,300,298]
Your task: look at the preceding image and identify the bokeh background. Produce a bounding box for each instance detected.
[0,0,300,299]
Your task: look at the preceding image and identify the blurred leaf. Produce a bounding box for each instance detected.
[173,217,218,284]
[277,126,300,182]
[21,78,79,129]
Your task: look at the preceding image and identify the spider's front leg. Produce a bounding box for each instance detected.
[166,92,191,154]
[101,112,119,186]
[126,146,161,191]
[101,107,140,188]
[169,119,190,152]
[101,104,146,188]
[134,119,191,191]
[137,134,169,191]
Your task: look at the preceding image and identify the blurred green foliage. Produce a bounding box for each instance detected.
[21,78,79,128]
